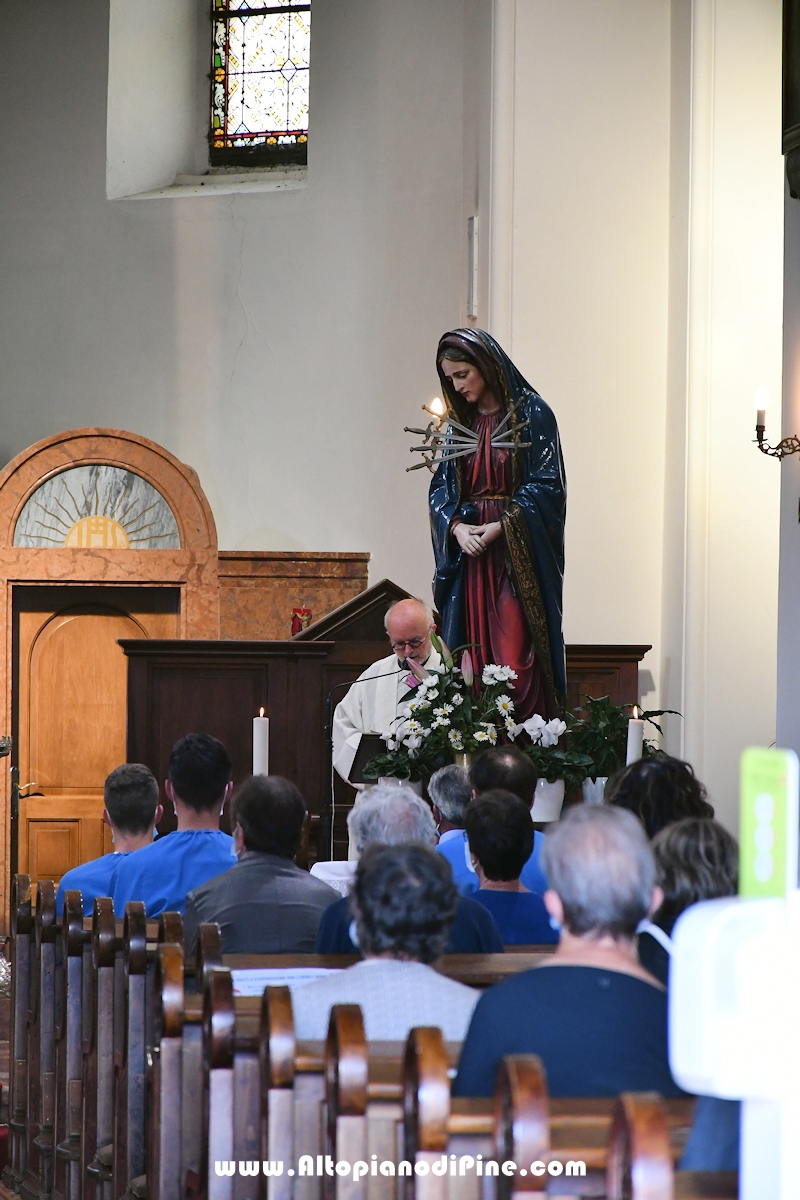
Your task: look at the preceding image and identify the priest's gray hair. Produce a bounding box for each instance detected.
[428,765,471,826]
[542,805,655,940]
[383,598,435,630]
[347,785,436,855]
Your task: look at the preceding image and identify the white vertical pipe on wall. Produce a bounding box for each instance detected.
[488,0,516,350]
[680,0,716,778]
[667,0,782,828]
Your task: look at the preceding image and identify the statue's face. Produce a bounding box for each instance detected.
[440,358,488,407]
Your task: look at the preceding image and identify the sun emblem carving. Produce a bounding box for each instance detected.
[14,465,181,550]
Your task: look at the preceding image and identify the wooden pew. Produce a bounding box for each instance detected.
[10,896,735,1200]
[222,954,555,995]
[82,898,117,1199]
[112,902,148,1200]
[4,873,33,1193]
[19,880,59,1200]
[53,891,91,1200]
[144,925,226,1200]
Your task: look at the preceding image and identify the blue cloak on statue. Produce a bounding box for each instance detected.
[429,329,567,706]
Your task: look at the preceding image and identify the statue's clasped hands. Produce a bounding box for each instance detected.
[453,521,503,558]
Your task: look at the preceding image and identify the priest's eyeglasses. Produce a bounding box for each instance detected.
[390,636,426,652]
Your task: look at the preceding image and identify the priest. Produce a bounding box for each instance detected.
[332,597,441,786]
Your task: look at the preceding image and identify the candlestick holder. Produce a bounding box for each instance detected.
[755,422,800,459]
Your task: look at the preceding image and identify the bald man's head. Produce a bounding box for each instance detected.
[384,598,436,664]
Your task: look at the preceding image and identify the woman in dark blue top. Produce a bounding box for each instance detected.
[454,803,685,1098]
[464,788,558,946]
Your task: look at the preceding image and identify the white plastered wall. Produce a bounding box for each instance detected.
[495,0,783,829]
[662,0,782,829]
[490,0,673,705]
[0,0,492,604]
[0,0,784,822]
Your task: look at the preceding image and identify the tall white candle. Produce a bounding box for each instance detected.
[626,706,644,766]
[253,708,269,775]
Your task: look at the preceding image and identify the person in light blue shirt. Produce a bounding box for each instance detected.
[430,765,478,894]
[112,733,236,916]
[57,763,163,915]
[470,745,549,896]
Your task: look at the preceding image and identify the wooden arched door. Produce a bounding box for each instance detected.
[15,587,179,888]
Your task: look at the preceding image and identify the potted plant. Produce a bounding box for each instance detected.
[564,695,677,802]
[363,639,524,783]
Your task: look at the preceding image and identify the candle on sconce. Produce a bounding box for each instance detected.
[755,383,770,431]
[626,706,645,766]
[253,707,269,776]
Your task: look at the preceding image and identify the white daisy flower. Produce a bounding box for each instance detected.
[474,729,491,742]
[448,729,464,750]
[432,716,451,729]
[495,694,515,716]
[433,705,454,717]
[451,693,464,706]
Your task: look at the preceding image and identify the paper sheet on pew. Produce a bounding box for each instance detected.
[231,967,342,995]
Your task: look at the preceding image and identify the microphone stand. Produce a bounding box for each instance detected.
[323,666,407,861]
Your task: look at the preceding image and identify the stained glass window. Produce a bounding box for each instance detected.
[211,0,311,167]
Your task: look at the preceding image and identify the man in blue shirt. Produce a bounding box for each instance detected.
[112,733,236,916]
[470,745,548,895]
[57,763,163,915]
[429,765,478,894]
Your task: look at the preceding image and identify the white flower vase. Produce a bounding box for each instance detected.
[531,779,565,822]
[378,776,423,797]
[582,776,608,805]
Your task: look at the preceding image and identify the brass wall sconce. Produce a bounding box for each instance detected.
[754,385,800,459]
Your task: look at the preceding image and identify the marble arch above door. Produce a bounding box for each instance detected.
[0,428,221,927]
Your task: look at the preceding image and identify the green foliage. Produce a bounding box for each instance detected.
[564,695,679,780]
[525,745,594,793]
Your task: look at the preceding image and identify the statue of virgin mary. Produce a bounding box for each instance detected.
[429,329,566,721]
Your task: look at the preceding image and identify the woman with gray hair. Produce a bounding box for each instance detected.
[314,784,503,954]
[453,805,686,1098]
